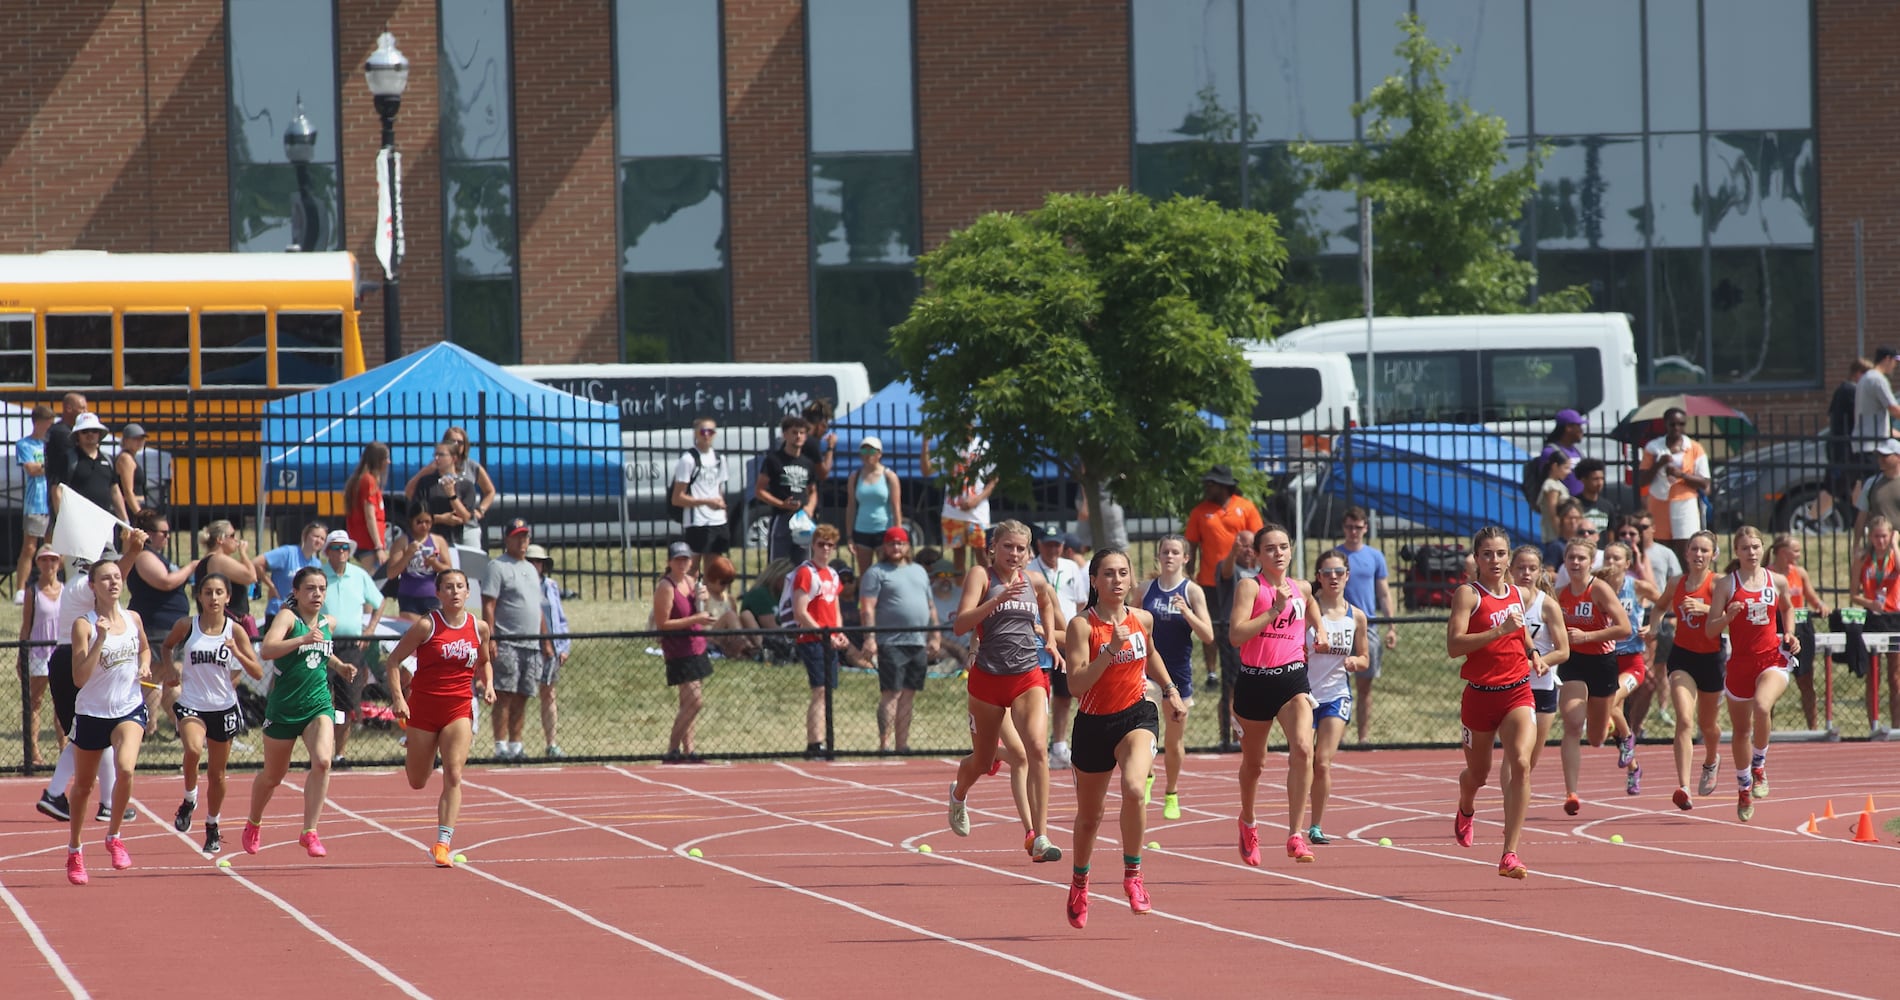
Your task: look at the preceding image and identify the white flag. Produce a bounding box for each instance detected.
[51,487,119,580]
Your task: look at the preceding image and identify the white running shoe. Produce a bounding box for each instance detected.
[948,784,971,837]
[1049,742,1072,771]
[1697,761,1719,797]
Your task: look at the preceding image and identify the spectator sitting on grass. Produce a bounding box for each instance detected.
[738,558,795,660]
[699,555,757,659]
[921,548,971,670]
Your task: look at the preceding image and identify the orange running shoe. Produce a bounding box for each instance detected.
[432,843,454,868]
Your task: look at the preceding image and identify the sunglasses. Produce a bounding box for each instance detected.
[327,544,352,551]
[1318,567,1349,577]
[697,428,716,436]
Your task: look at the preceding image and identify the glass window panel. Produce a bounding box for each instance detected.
[815,269,917,388]
[1358,0,1414,107]
[200,312,267,350]
[1646,133,1702,248]
[1706,131,1816,248]
[227,0,340,165]
[1415,0,1527,133]
[0,316,33,386]
[276,351,342,386]
[1134,0,1241,145]
[622,272,731,363]
[46,314,112,350]
[621,157,726,273]
[1536,250,1647,348]
[1709,246,1817,384]
[277,312,343,350]
[44,353,114,390]
[1483,349,1604,422]
[1531,0,1640,134]
[444,162,518,277]
[122,313,191,387]
[1535,135,1645,250]
[440,0,514,161]
[0,354,32,386]
[1704,0,1811,130]
[1646,0,1700,132]
[808,0,915,153]
[1248,143,1356,255]
[199,313,269,385]
[1136,139,1245,208]
[446,276,520,364]
[616,0,723,157]
[1243,0,1355,141]
[231,163,342,253]
[1357,352,1479,424]
[812,154,920,266]
[1650,248,1706,384]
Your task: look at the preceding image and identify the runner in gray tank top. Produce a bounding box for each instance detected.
[973,578,1042,676]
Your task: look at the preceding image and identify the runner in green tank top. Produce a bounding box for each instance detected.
[243,566,356,859]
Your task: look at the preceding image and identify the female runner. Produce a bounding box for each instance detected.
[387,569,494,866]
[1598,541,1662,795]
[1507,547,1568,783]
[1852,517,1900,730]
[1648,530,1725,810]
[1305,550,1368,846]
[62,559,152,885]
[1227,524,1324,864]
[948,520,1065,863]
[158,574,263,853]
[1139,534,1212,821]
[1061,548,1187,929]
[1556,538,1632,816]
[243,567,355,857]
[1770,534,1828,731]
[1446,527,1544,879]
[1708,526,1797,822]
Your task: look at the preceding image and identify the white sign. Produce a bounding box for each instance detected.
[374,148,405,277]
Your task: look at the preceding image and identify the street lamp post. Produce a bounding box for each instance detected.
[364,31,410,363]
[283,96,319,253]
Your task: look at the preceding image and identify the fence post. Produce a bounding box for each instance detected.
[823,647,836,758]
[16,642,31,776]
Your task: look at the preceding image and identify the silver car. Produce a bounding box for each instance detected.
[1710,430,1850,534]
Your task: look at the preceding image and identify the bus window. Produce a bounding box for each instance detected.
[0,315,33,386]
[123,312,192,386]
[200,312,269,386]
[276,311,343,385]
[1249,366,1325,422]
[45,314,114,389]
[1481,349,1602,421]
[1353,351,1477,423]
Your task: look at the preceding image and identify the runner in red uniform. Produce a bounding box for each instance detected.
[1554,539,1632,817]
[1648,531,1725,810]
[1707,526,1796,823]
[1447,527,1544,879]
[387,569,495,866]
[1058,548,1186,929]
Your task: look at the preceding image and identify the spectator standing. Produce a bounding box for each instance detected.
[526,544,569,758]
[844,436,901,576]
[113,424,152,519]
[1538,410,1589,495]
[386,509,455,623]
[1336,506,1397,745]
[21,549,63,767]
[1030,524,1087,769]
[482,519,553,760]
[790,524,848,758]
[801,399,838,481]
[1544,500,1592,571]
[1825,358,1873,520]
[1184,464,1263,691]
[655,541,713,763]
[196,521,259,636]
[1537,453,1574,543]
[62,413,125,525]
[923,431,995,574]
[1074,463,1129,551]
[439,426,498,547]
[15,404,54,604]
[43,392,84,494]
[1211,530,1260,750]
[923,553,972,670]
[755,416,820,564]
[343,442,391,570]
[318,530,383,767]
[257,521,326,619]
[672,416,730,572]
[1853,439,1900,543]
[127,510,200,734]
[1637,408,1712,560]
[860,528,938,753]
[1574,458,1620,541]
[409,443,479,544]
[1854,347,1900,461]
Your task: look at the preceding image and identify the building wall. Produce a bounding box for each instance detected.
[724,0,812,362]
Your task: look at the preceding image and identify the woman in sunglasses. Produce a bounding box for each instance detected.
[1303,549,1367,847]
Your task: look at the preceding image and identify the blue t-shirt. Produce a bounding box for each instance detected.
[1336,544,1389,616]
[264,544,319,617]
[16,436,46,516]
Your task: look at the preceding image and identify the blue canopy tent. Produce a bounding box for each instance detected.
[1321,423,1538,547]
[261,342,623,543]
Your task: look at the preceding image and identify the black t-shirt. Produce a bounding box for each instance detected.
[65,447,118,514]
[1829,380,1859,462]
[759,448,819,508]
[44,421,73,487]
[414,469,479,519]
[1578,493,1619,537]
[800,436,830,479]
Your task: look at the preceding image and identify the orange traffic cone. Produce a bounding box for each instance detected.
[1805,814,1819,834]
[1853,811,1879,843]
[1867,795,1879,815]
[1823,800,1837,820]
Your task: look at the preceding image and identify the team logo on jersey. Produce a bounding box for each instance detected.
[189,644,231,666]
[1487,603,1525,629]
[441,638,479,665]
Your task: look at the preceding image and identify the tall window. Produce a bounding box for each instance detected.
[1132,0,1821,388]
[806,0,920,387]
[226,0,344,252]
[614,0,730,362]
[440,0,522,363]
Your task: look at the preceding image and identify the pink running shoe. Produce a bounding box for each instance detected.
[1066,876,1089,929]
[105,836,131,870]
[1454,810,1475,848]
[299,831,327,858]
[1286,833,1315,863]
[1237,820,1261,866]
[1123,874,1151,914]
[241,822,262,855]
[66,851,88,886]
[1498,851,1528,879]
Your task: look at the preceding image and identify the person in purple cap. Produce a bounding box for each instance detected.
[1537,410,1589,496]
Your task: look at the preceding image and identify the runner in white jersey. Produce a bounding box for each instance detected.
[63,559,152,885]
[1511,546,1571,783]
[1304,550,1368,846]
[159,572,264,853]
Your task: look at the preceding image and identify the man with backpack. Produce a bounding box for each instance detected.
[671,415,729,574]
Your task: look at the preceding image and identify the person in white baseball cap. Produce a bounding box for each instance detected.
[845,434,901,576]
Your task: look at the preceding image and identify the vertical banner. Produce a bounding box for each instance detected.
[374,148,405,277]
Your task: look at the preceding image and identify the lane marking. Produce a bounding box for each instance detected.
[0,875,90,999]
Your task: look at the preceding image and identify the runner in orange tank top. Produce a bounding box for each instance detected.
[1707,527,1797,823]
[1647,531,1725,810]
[1058,549,1186,930]
[1771,534,1830,731]
[386,570,494,867]
[1849,517,1900,732]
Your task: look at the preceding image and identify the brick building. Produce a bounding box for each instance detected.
[1,0,1895,417]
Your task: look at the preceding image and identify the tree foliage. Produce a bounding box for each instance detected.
[889,191,1286,544]
[1294,15,1591,317]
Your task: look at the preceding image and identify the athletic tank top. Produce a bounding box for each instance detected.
[399,533,444,599]
[659,577,707,660]
[1671,572,1722,654]
[1461,583,1530,687]
[1140,578,1194,673]
[1860,550,1900,612]
[1526,593,1560,692]
[1784,565,1810,609]
[178,615,242,712]
[266,615,334,724]
[1306,609,1356,702]
[1727,570,1782,664]
[1078,608,1150,716]
[127,552,191,639]
[412,609,480,702]
[852,469,893,533]
[1238,578,1306,668]
[973,573,1041,677]
[1560,581,1616,656]
[73,611,142,719]
[29,585,60,651]
[1613,576,1645,656]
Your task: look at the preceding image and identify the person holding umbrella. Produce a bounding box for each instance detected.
[1637,408,1712,562]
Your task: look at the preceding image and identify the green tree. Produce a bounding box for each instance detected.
[890,191,1285,547]
[1294,15,1590,316]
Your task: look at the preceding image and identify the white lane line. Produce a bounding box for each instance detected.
[0,876,90,999]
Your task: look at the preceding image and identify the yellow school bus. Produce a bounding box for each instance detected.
[0,250,366,512]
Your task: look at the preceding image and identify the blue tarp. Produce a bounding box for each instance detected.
[1321,423,1538,546]
[262,343,622,496]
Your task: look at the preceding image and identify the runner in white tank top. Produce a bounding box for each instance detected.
[1510,546,1570,784]
[63,560,152,884]
[157,574,264,853]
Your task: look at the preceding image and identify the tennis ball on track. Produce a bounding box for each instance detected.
[1146,841,1160,849]
[216,858,232,868]
[1610,834,1625,844]
[687,848,704,858]
[453,853,468,863]
[917,844,933,853]
[1377,837,1393,847]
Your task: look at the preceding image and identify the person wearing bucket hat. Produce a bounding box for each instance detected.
[525,543,570,757]
[1186,463,1262,692]
[62,411,126,524]
[319,530,384,767]
[844,434,902,576]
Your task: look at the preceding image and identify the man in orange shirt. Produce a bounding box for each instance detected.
[1183,465,1262,692]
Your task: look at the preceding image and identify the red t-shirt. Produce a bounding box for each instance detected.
[792,562,841,644]
[1184,495,1263,586]
[346,472,385,553]
[1461,583,1530,687]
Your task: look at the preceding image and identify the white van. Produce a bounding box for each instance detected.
[1242,350,1359,534]
[1268,313,1641,449]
